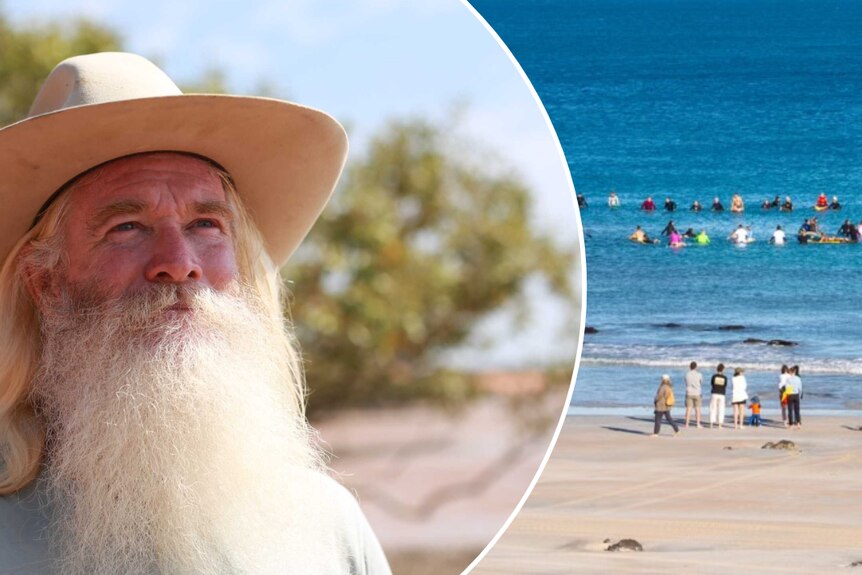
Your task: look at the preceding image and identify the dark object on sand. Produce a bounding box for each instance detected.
[718,325,745,331]
[584,326,599,334]
[762,440,797,451]
[850,560,862,567]
[767,339,798,347]
[723,446,733,450]
[606,539,643,552]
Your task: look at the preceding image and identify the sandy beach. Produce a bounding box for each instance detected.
[472,414,862,574]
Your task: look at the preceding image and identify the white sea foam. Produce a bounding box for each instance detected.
[581,356,862,376]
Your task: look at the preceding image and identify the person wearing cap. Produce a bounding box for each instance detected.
[0,53,390,574]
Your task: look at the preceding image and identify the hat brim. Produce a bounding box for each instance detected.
[0,94,348,267]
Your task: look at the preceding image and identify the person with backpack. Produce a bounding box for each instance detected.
[652,374,680,436]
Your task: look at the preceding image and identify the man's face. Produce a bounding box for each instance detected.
[59,153,239,301]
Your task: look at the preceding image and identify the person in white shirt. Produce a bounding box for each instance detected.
[729,224,750,244]
[730,367,749,429]
[778,364,790,423]
[770,224,786,245]
[683,361,704,428]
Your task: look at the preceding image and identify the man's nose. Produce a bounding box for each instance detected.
[144,228,203,283]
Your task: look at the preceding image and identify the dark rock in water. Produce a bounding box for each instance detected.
[743,338,767,344]
[585,326,599,334]
[656,322,682,328]
[762,440,797,451]
[718,325,745,331]
[767,339,798,347]
[606,539,643,552]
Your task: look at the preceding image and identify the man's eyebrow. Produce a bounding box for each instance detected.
[87,200,147,234]
[192,200,234,221]
[86,199,235,235]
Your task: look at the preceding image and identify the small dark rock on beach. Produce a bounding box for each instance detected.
[762,440,797,451]
[606,539,643,552]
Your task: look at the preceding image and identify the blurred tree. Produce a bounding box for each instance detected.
[0,12,122,125]
[290,119,576,414]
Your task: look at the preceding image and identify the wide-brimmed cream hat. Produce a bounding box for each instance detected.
[0,52,348,266]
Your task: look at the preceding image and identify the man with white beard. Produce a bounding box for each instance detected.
[0,53,390,574]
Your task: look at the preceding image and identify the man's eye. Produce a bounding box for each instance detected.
[192,219,219,229]
[111,222,139,232]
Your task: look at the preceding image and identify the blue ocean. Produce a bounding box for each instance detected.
[472,0,862,413]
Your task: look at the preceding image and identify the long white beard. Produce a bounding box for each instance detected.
[31,283,348,575]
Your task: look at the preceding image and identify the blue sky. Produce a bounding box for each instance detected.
[6,0,582,367]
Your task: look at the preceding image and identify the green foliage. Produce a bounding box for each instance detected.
[289,119,575,414]
[0,13,121,125]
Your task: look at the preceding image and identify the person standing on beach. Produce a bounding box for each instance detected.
[785,365,803,428]
[684,361,704,428]
[778,365,790,424]
[709,364,728,429]
[652,375,680,436]
[731,367,749,429]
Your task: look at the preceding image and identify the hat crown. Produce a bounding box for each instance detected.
[28,52,182,117]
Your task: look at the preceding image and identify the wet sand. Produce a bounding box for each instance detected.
[472,414,862,574]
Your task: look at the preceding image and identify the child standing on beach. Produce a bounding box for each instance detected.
[748,396,762,427]
[652,374,680,436]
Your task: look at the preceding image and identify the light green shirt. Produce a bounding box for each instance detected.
[0,474,391,575]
